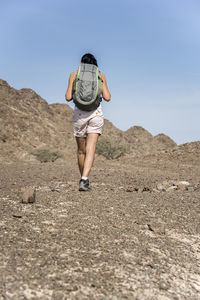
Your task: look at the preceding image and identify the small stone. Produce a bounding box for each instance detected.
[186,186,194,192]
[179,181,190,185]
[142,186,151,192]
[22,187,36,203]
[152,188,160,193]
[147,218,165,234]
[50,184,60,192]
[126,188,134,192]
[126,187,138,192]
[162,180,171,187]
[173,180,190,187]
[177,184,187,191]
[166,186,177,192]
[155,275,161,281]
[51,187,60,192]
[118,186,124,190]
[13,212,22,218]
[157,184,166,192]
[159,280,170,290]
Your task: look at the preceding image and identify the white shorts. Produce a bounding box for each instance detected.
[72,106,104,138]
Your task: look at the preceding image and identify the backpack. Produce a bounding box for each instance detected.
[72,63,103,111]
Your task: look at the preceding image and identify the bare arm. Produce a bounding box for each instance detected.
[101,73,111,101]
[65,72,76,101]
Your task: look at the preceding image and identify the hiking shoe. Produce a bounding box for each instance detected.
[79,179,91,191]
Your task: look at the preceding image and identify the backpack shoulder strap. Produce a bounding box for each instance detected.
[76,65,81,79]
[74,66,81,91]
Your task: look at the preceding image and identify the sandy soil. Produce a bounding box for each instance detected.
[0,153,200,299]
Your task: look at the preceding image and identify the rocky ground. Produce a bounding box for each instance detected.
[0,150,200,300]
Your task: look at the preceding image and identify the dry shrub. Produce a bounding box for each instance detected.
[31,148,62,163]
[96,138,129,159]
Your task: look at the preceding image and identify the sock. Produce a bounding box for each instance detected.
[81,176,88,181]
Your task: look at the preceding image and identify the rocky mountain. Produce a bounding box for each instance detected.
[0,78,183,162]
[0,79,74,161]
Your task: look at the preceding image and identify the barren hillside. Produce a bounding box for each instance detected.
[0,79,178,162]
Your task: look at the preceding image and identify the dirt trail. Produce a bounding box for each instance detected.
[0,155,200,299]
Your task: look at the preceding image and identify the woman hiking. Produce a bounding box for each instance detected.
[65,53,111,191]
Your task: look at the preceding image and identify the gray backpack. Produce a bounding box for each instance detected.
[72,63,103,111]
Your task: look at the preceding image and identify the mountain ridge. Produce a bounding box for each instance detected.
[0,78,197,162]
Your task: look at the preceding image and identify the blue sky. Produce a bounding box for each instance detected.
[1,0,200,144]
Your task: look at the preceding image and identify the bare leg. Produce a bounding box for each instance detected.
[76,137,86,176]
[82,133,99,178]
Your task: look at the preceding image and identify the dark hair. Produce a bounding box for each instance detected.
[81,53,98,67]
